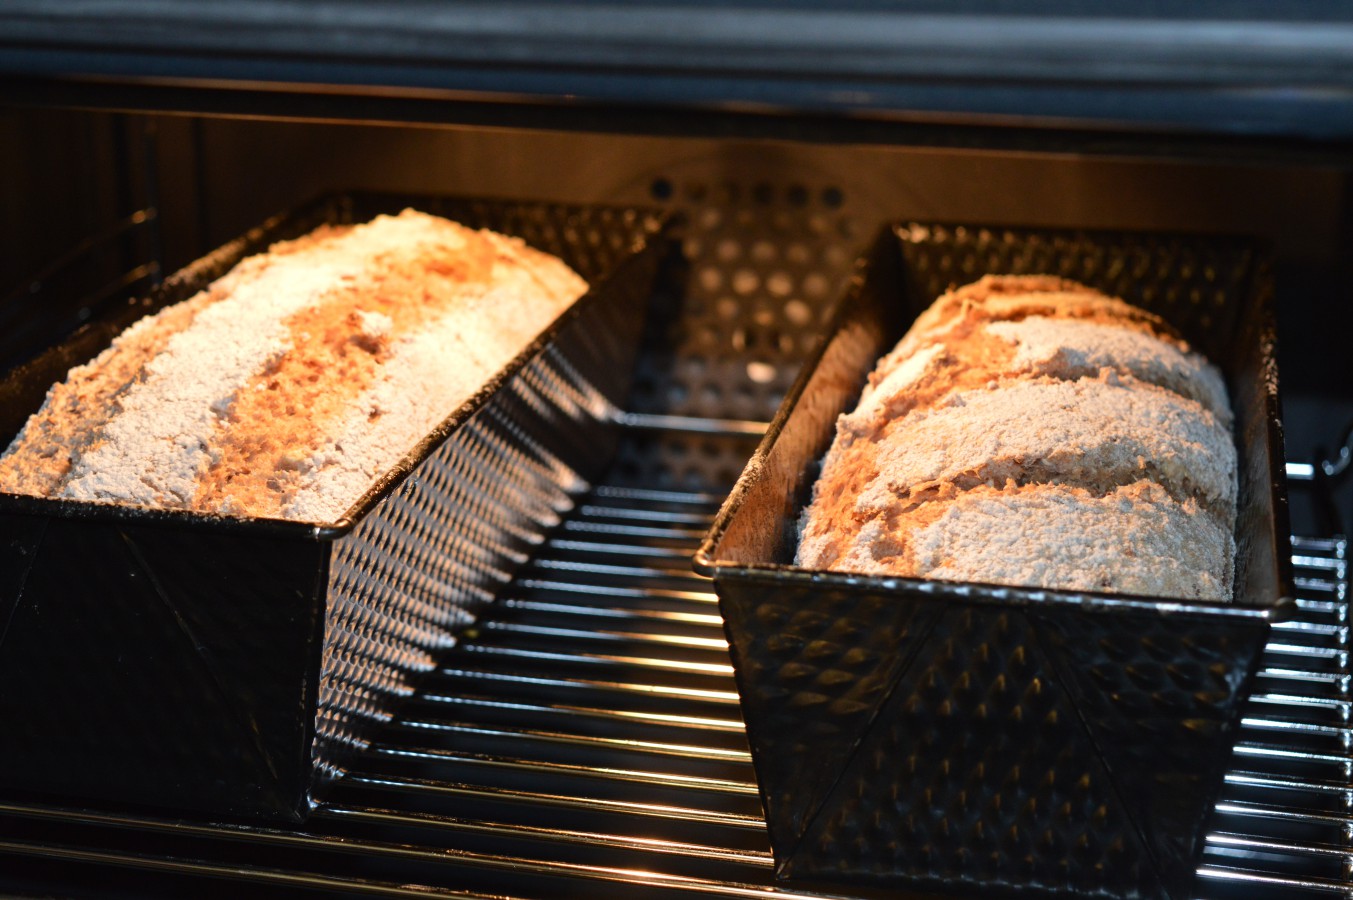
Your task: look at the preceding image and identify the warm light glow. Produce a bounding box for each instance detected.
[746,361,776,383]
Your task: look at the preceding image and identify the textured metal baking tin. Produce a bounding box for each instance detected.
[695,222,1297,900]
[0,191,674,822]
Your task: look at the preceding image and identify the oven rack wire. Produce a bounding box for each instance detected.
[0,429,1347,899]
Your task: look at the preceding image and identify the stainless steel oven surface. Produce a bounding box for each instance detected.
[2,4,1353,898]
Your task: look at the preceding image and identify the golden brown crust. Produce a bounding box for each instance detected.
[0,210,588,523]
[0,287,220,495]
[796,275,1237,601]
[192,227,499,516]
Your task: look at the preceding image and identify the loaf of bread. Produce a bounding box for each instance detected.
[796,275,1237,601]
[0,209,588,523]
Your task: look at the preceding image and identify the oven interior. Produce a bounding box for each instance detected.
[1,97,1352,898]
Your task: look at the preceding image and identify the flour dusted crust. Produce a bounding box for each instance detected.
[831,482,1233,601]
[797,275,1238,602]
[0,209,588,523]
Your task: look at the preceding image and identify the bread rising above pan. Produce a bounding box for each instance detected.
[796,275,1237,601]
[0,209,587,523]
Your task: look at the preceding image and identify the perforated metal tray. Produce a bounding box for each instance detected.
[0,192,674,821]
[697,222,1296,899]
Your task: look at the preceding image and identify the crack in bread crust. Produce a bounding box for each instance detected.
[887,463,1231,526]
[192,226,498,517]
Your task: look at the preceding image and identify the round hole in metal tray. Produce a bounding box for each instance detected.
[624,171,858,430]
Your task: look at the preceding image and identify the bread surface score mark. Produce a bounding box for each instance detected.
[194,219,497,517]
[279,221,586,522]
[859,373,1235,516]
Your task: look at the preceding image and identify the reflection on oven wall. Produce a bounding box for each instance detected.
[3,106,1352,530]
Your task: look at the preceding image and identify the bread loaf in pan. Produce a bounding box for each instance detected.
[0,192,673,821]
[796,274,1238,602]
[696,223,1293,900]
[0,208,588,524]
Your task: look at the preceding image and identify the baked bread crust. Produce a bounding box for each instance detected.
[0,209,587,523]
[796,275,1237,602]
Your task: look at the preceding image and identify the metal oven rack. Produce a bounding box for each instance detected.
[0,440,1347,898]
[1,150,1351,896]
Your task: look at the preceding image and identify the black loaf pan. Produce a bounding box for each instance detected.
[695,223,1295,900]
[0,191,675,821]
